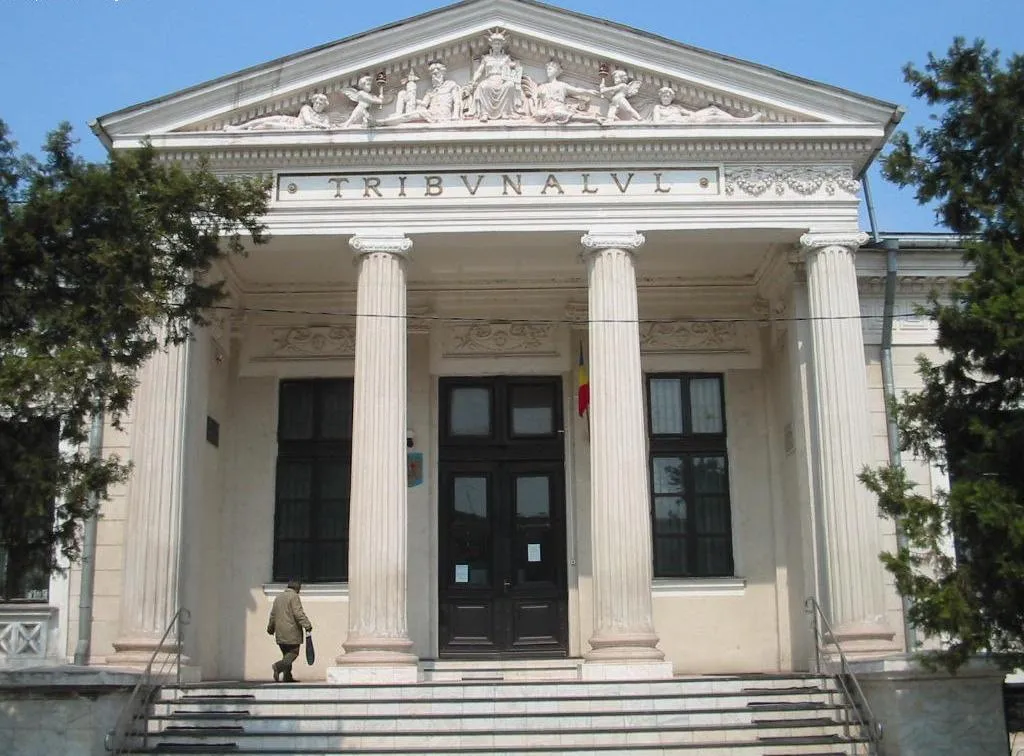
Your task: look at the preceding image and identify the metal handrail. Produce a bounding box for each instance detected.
[805,597,883,753]
[105,607,191,754]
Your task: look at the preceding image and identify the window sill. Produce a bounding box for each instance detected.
[652,577,746,597]
[262,583,349,600]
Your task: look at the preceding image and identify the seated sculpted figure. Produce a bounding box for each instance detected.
[380,61,463,125]
[225,93,331,131]
[651,86,764,124]
[530,61,602,125]
[469,29,525,121]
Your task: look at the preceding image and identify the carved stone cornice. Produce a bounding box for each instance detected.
[799,232,870,253]
[858,275,958,295]
[155,137,878,173]
[349,233,413,258]
[724,165,860,198]
[581,229,646,253]
[443,322,557,357]
[639,321,750,354]
[270,325,356,358]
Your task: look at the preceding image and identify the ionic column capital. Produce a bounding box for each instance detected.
[580,228,646,254]
[799,232,869,254]
[349,232,413,259]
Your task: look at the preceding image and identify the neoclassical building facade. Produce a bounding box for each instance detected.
[2,0,977,693]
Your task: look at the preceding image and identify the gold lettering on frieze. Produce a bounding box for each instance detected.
[461,174,485,195]
[541,173,564,195]
[611,172,635,193]
[328,176,350,197]
[363,176,383,198]
[424,175,444,197]
[502,173,522,196]
[280,170,716,203]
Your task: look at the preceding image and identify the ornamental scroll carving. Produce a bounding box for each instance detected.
[271,326,356,357]
[640,322,749,353]
[445,323,557,356]
[724,166,860,198]
[222,28,769,132]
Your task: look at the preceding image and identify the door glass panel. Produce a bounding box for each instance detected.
[514,474,555,585]
[321,381,353,439]
[510,384,555,435]
[690,378,724,433]
[450,387,491,436]
[278,383,314,440]
[450,476,491,586]
[649,378,683,435]
[515,476,550,519]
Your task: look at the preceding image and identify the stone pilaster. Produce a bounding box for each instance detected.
[800,232,896,655]
[108,341,192,670]
[329,232,418,684]
[579,228,670,680]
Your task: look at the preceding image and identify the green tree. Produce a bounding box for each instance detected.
[0,120,269,599]
[860,39,1024,671]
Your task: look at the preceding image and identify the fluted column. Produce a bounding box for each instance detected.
[332,232,417,680]
[580,229,668,678]
[800,232,896,654]
[108,340,191,668]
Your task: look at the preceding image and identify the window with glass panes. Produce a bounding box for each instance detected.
[273,379,352,582]
[647,374,733,577]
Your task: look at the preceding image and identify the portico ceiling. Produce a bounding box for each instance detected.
[223,228,797,293]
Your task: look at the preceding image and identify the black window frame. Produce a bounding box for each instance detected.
[646,373,734,578]
[272,378,353,583]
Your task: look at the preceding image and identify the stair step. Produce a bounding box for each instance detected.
[118,673,873,755]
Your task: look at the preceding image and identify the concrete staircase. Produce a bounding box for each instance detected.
[120,665,873,755]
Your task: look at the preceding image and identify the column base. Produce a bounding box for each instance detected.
[824,618,900,660]
[585,630,665,663]
[581,660,674,681]
[335,635,418,668]
[327,664,421,684]
[106,639,200,682]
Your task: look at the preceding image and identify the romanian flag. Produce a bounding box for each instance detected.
[577,344,590,417]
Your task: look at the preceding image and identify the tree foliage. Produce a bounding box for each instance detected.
[861,38,1024,671]
[0,120,269,599]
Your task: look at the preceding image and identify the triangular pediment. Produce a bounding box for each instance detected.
[95,0,899,142]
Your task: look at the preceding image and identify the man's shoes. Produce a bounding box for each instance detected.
[283,674,298,683]
[272,664,281,683]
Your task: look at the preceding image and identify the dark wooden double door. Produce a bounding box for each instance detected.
[438,377,568,658]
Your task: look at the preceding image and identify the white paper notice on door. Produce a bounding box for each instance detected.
[527,543,541,563]
[455,564,469,583]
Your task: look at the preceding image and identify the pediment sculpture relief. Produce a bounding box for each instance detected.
[221,28,767,132]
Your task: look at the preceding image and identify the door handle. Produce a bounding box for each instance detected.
[503,578,512,592]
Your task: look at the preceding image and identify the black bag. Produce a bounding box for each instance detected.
[305,633,315,665]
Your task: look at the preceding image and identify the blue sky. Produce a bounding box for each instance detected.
[2,0,1021,232]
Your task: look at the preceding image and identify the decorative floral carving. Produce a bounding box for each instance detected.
[271,326,356,357]
[639,322,748,353]
[446,323,556,356]
[724,166,861,197]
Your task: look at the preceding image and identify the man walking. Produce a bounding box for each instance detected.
[267,580,312,682]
